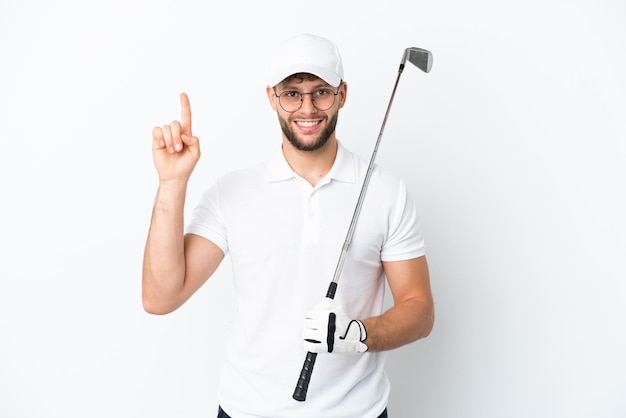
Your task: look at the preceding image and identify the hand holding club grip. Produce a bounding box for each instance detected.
[292,282,337,401]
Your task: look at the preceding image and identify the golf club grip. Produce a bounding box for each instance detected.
[293,351,317,401]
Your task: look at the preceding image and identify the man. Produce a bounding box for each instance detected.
[143,33,434,418]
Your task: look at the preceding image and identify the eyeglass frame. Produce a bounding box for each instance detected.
[272,83,342,113]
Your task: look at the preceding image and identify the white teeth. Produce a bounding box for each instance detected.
[296,121,319,127]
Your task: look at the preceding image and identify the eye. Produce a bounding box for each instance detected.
[283,91,299,99]
[315,89,333,97]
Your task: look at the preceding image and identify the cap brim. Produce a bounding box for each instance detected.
[269,64,342,88]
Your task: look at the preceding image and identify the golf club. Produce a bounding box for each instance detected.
[292,47,433,402]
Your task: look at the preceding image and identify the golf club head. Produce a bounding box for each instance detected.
[403,47,433,73]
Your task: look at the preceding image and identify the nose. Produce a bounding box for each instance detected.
[299,93,317,112]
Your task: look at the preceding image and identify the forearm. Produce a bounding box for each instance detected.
[361,297,434,352]
[142,180,188,313]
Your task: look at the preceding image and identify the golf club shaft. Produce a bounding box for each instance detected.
[292,60,408,403]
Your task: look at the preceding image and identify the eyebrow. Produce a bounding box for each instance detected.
[279,81,332,91]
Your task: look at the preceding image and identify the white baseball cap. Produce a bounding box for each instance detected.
[268,33,344,88]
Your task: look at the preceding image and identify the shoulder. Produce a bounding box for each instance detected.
[218,162,264,183]
[341,143,404,180]
[212,154,272,190]
[345,147,407,193]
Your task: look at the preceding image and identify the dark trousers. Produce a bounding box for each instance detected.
[218,405,388,417]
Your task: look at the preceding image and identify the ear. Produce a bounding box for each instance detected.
[337,82,348,109]
[266,85,278,111]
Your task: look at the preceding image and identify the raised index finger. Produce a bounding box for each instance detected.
[180,92,192,135]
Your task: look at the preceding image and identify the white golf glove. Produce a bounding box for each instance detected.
[302,297,368,353]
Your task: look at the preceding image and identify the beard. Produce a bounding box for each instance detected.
[278,112,339,152]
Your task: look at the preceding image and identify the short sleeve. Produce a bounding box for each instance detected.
[380,179,426,262]
[185,179,229,255]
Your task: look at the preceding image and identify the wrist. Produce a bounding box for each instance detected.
[158,176,189,189]
[153,179,189,210]
[156,178,189,199]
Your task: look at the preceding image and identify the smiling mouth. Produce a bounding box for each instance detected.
[295,120,321,128]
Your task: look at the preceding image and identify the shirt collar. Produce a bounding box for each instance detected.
[265,140,356,184]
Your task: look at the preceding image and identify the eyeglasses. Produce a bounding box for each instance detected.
[274,87,340,113]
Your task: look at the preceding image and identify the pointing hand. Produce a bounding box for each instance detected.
[151,93,201,183]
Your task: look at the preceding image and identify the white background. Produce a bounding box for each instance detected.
[1,0,625,417]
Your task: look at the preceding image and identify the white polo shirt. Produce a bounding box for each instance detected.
[186,141,426,418]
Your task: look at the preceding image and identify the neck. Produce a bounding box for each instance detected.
[282,137,338,187]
